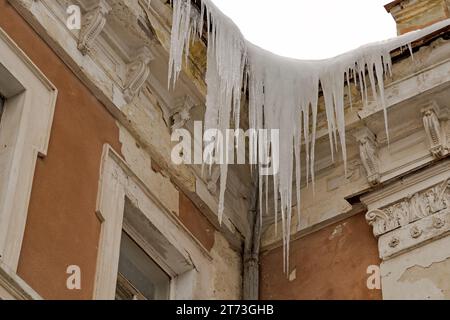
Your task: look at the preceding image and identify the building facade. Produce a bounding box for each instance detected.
[0,0,449,300]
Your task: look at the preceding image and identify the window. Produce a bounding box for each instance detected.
[115,231,170,300]
[0,27,56,271]
[94,146,212,300]
[0,27,56,299]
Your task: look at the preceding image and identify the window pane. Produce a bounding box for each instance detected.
[116,231,171,300]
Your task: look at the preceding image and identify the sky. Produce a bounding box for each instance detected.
[210,0,397,60]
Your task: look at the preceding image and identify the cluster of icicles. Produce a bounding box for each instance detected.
[168,0,450,271]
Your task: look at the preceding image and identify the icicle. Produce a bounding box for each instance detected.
[408,43,414,60]
[168,0,450,272]
[346,70,353,111]
[273,174,279,236]
[295,112,302,233]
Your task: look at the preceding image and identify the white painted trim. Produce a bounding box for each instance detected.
[0,27,57,272]
[0,261,42,300]
[93,145,212,300]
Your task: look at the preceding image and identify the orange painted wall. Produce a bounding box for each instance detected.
[0,0,122,299]
[179,193,216,251]
[260,213,382,300]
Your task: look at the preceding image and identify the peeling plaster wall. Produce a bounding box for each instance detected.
[382,236,450,300]
[121,84,197,194]
[119,124,180,216]
[260,213,382,300]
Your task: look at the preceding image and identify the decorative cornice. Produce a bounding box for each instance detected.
[366,179,450,237]
[365,175,450,260]
[379,209,450,259]
[361,159,450,208]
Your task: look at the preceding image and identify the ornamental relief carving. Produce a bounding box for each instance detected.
[123,46,154,103]
[366,179,450,237]
[77,0,112,55]
[354,127,381,186]
[422,105,449,159]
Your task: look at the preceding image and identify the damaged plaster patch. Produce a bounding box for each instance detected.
[107,0,156,47]
[122,90,196,193]
[381,236,450,299]
[289,268,297,282]
[399,258,450,299]
[210,232,242,300]
[119,124,180,216]
[329,223,348,240]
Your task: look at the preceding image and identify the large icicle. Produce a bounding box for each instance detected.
[169,0,450,271]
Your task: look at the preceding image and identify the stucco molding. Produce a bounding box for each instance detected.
[0,261,42,300]
[354,127,381,186]
[0,26,57,272]
[421,101,449,159]
[170,95,195,132]
[366,179,450,237]
[123,46,154,103]
[77,0,112,55]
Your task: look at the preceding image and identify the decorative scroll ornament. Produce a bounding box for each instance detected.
[422,104,449,158]
[124,46,154,103]
[355,128,380,186]
[77,0,111,55]
[170,96,195,132]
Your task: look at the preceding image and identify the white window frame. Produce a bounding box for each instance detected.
[0,27,57,270]
[0,27,56,298]
[94,145,213,300]
[0,260,41,300]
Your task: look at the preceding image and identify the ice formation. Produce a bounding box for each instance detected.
[168,0,450,271]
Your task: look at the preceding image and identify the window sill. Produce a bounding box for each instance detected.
[0,260,42,300]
